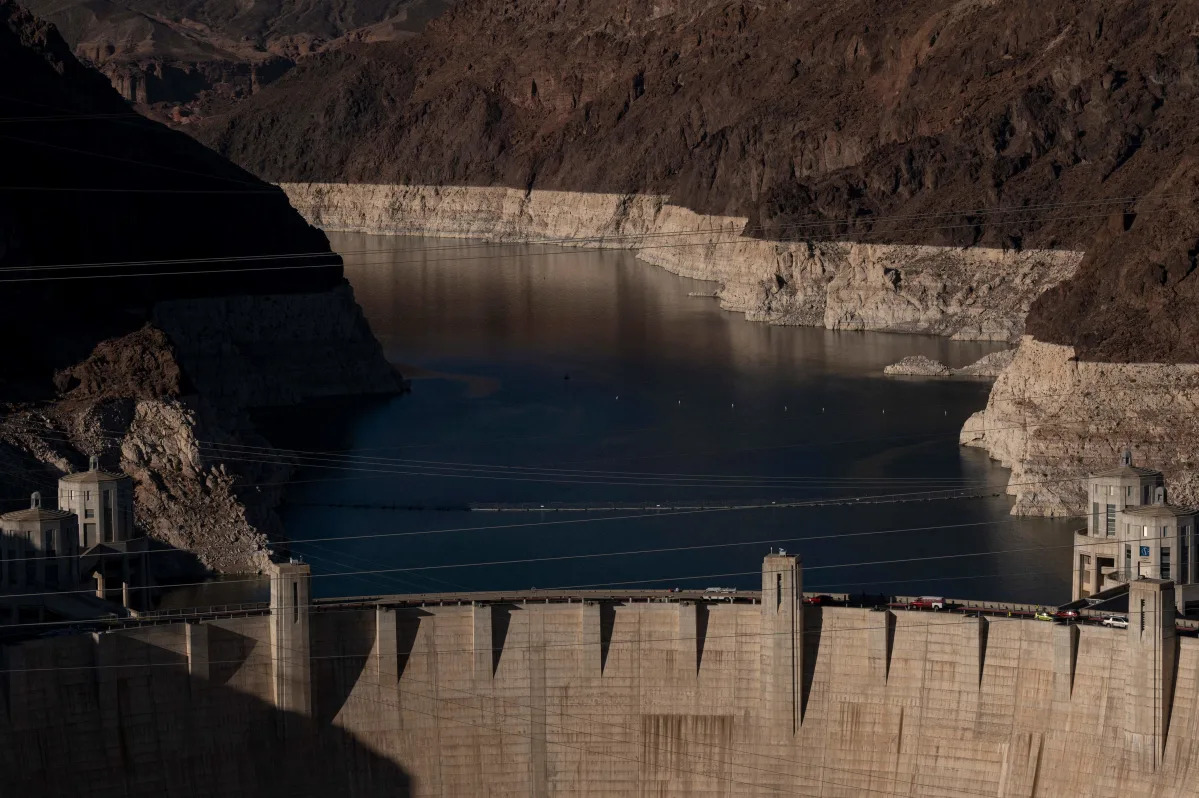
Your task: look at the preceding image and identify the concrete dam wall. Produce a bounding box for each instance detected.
[3,556,1197,797]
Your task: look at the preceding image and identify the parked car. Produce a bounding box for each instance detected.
[1102,615,1129,629]
[907,596,948,611]
[1034,610,1054,622]
[803,594,831,606]
[1055,608,1082,622]
[702,587,736,601]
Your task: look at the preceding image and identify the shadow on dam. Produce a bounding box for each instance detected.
[0,632,412,798]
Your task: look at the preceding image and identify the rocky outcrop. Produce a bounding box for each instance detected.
[884,349,1017,377]
[961,337,1199,516]
[956,349,1017,378]
[884,356,953,377]
[0,327,275,573]
[284,182,1083,342]
[1,288,401,573]
[21,0,451,119]
[0,3,403,573]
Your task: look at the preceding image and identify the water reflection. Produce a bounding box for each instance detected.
[260,233,1074,603]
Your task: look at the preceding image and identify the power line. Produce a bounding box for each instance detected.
[0,201,1173,283]
[0,501,1100,602]
[1,594,1155,665]
[0,133,263,189]
[2,410,1104,493]
[0,456,1086,569]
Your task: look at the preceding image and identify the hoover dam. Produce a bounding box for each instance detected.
[3,553,1195,797]
[8,0,1199,793]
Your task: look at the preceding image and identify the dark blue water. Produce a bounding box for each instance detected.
[262,233,1073,603]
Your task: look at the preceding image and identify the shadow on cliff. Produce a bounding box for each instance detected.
[0,632,413,798]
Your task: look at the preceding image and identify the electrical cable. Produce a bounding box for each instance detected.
[0,201,1184,283]
[0,503,1117,602]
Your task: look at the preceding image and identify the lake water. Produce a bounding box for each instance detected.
[261,233,1074,603]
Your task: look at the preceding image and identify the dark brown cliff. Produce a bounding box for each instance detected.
[0,0,338,379]
[0,0,401,571]
[196,0,1199,362]
[18,0,452,118]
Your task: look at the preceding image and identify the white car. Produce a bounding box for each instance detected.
[1102,615,1129,629]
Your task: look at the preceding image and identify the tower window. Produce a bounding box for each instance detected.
[1182,537,1191,585]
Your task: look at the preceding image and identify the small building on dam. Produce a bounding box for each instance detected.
[1073,451,1199,601]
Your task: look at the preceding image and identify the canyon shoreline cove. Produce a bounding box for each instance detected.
[283,182,1199,518]
[261,229,1073,604]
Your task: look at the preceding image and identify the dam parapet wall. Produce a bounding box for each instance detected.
[3,556,1198,796]
[280,182,1083,343]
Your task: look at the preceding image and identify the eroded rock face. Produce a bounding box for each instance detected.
[284,182,1083,342]
[199,0,1199,368]
[961,337,1199,516]
[956,349,1016,378]
[1,329,273,573]
[884,356,952,377]
[20,0,452,119]
[0,286,401,574]
[0,9,404,573]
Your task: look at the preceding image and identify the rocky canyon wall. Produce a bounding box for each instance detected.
[961,336,1199,517]
[282,183,1084,343]
[0,285,401,574]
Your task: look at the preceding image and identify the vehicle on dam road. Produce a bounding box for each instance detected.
[907,596,949,611]
[1102,615,1130,629]
[1034,609,1054,622]
[702,587,737,601]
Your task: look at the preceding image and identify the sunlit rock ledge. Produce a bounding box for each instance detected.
[280,182,1084,343]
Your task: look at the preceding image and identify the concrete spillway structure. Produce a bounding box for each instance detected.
[2,557,1198,796]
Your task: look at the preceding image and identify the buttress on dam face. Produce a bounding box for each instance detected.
[2,553,1198,797]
